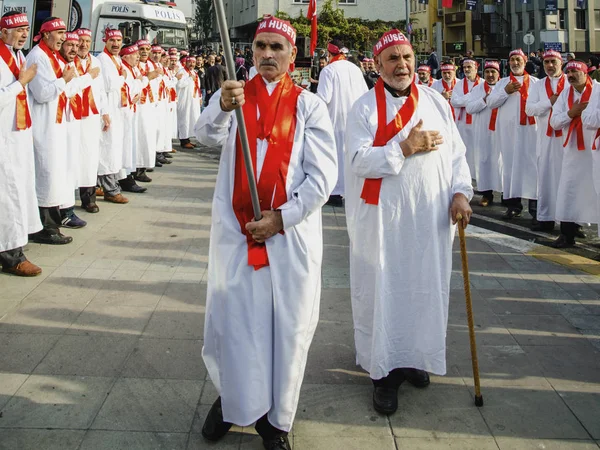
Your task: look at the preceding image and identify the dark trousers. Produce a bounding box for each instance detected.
[0,247,25,269]
[35,206,61,235]
[528,199,538,221]
[179,138,190,146]
[118,173,136,189]
[80,186,97,207]
[372,368,405,389]
[254,414,287,440]
[481,190,494,202]
[503,197,523,210]
[560,221,578,241]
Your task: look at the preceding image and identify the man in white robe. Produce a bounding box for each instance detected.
[581,72,600,239]
[487,49,539,221]
[151,46,174,163]
[465,60,503,206]
[416,65,433,86]
[167,54,181,143]
[451,58,481,175]
[195,16,337,450]
[549,60,599,247]
[74,28,110,214]
[525,50,567,232]
[431,62,457,120]
[317,39,367,206]
[345,29,473,416]
[176,55,201,149]
[26,17,75,245]
[96,29,128,204]
[0,11,42,276]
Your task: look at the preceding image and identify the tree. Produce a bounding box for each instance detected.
[193,0,213,43]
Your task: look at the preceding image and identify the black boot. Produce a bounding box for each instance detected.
[201,397,232,441]
[401,368,430,388]
[255,415,291,450]
[134,168,152,183]
[372,369,405,415]
[119,175,147,193]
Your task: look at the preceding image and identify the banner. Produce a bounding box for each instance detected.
[306,0,317,57]
[466,0,477,10]
[545,0,557,12]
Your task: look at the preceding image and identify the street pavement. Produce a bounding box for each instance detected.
[1,144,599,450]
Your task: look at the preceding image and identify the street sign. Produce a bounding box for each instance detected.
[544,42,563,51]
[523,33,535,45]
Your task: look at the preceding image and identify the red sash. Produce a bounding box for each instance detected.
[463,76,480,124]
[39,41,68,123]
[120,60,137,110]
[103,48,129,108]
[545,76,565,137]
[510,73,536,125]
[185,67,200,98]
[56,53,83,121]
[360,79,419,206]
[592,129,600,150]
[0,40,31,130]
[138,62,155,104]
[564,77,593,151]
[442,78,456,120]
[74,55,99,117]
[485,83,499,131]
[232,74,302,270]
[418,79,433,87]
[329,54,345,64]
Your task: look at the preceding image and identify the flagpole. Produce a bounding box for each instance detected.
[213,0,262,221]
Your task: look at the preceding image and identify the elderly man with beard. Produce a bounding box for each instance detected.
[150,45,174,163]
[0,11,43,276]
[74,28,110,214]
[487,49,539,221]
[465,60,503,206]
[525,50,568,232]
[550,60,600,247]
[432,62,457,120]
[26,17,76,245]
[344,29,473,416]
[176,55,200,149]
[416,65,433,86]
[195,15,337,450]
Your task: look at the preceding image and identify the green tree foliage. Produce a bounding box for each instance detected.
[277,0,412,53]
[193,0,213,43]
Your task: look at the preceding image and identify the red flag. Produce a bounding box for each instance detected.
[442,0,453,6]
[307,0,317,57]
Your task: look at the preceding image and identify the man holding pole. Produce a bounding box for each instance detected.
[195,15,337,450]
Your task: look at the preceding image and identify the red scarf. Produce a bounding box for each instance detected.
[564,76,593,151]
[185,67,200,98]
[232,74,302,270]
[484,82,499,131]
[418,78,433,87]
[329,54,345,64]
[0,40,31,130]
[120,60,137,110]
[545,75,565,137]
[463,76,480,124]
[510,73,535,125]
[442,78,456,120]
[38,41,68,123]
[103,48,129,108]
[138,61,155,104]
[360,79,419,205]
[74,54,99,117]
[56,53,82,121]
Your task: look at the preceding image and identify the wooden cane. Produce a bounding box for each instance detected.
[455,213,484,407]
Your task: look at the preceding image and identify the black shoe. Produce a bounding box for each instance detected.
[201,397,232,442]
[551,234,575,248]
[531,220,555,232]
[325,195,343,207]
[372,386,398,415]
[146,168,154,172]
[154,160,163,168]
[157,155,172,165]
[163,152,173,159]
[263,436,291,450]
[83,203,100,214]
[575,226,587,239]
[29,231,73,245]
[121,184,147,193]
[402,368,430,388]
[502,208,522,219]
[134,173,152,183]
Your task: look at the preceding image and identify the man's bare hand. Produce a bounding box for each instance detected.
[245,210,284,243]
[568,100,588,119]
[62,65,75,83]
[132,94,140,103]
[220,80,245,112]
[147,70,160,80]
[121,68,128,79]
[175,72,183,80]
[19,63,37,86]
[505,81,522,94]
[450,193,472,229]
[549,94,559,105]
[399,120,444,157]
[442,90,452,100]
[88,67,100,79]
[101,114,111,131]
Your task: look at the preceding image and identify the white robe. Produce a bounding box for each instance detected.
[97,50,126,176]
[122,64,145,173]
[581,82,600,237]
[136,60,158,168]
[550,81,600,225]
[451,77,480,176]
[0,47,42,251]
[162,68,177,148]
[152,62,171,153]
[345,85,473,378]
[77,54,106,187]
[26,45,71,207]
[176,67,200,140]
[525,75,568,222]
[486,74,539,199]
[465,82,503,192]
[317,59,368,196]
[195,83,337,431]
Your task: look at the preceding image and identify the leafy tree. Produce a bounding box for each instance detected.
[193,0,213,43]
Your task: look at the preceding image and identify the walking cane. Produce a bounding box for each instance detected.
[212,0,262,221]
[455,214,484,407]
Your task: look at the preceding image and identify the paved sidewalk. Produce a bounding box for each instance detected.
[1,147,599,450]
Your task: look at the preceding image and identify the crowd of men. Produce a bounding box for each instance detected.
[1,12,205,276]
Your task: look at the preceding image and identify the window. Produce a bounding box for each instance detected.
[337,0,357,3]
[528,11,535,31]
[292,0,309,3]
[595,10,600,29]
[558,9,566,29]
[516,13,523,31]
[575,9,586,29]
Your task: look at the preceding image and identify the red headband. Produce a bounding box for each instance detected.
[103,29,122,42]
[564,61,588,73]
[64,32,79,42]
[0,13,29,29]
[509,49,526,59]
[417,65,431,73]
[254,15,296,46]
[75,28,92,37]
[168,47,178,54]
[33,18,66,42]
[327,42,340,55]
[169,55,178,60]
[373,29,411,57]
[484,61,500,71]
[136,39,151,48]
[441,64,456,72]
[151,45,162,52]
[462,58,478,67]
[543,50,561,60]
[120,44,139,56]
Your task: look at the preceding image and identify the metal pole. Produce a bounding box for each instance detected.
[213,0,262,221]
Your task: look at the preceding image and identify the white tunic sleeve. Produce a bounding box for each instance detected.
[525,80,552,117]
[450,79,471,109]
[449,112,474,199]
[464,83,488,114]
[316,66,333,104]
[582,84,600,128]
[486,77,511,109]
[0,80,23,108]
[26,51,66,104]
[99,55,124,94]
[194,88,232,147]
[549,89,571,131]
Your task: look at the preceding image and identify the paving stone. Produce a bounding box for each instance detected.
[0,302,84,334]
[553,386,600,439]
[0,372,29,410]
[293,436,397,450]
[500,314,583,346]
[495,437,600,449]
[523,344,600,384]
[0,333,60,373]
[66,304,154,336]
[143,308,205,340]
[91,280,169,308]
[0,429,85,450]
[319,288,353,323]
[0,375,113,429]
[79,431,188,450]
[187,432,241,449]
[394,437,499,449]
[91,378,202,432]
[34,335,137,377]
